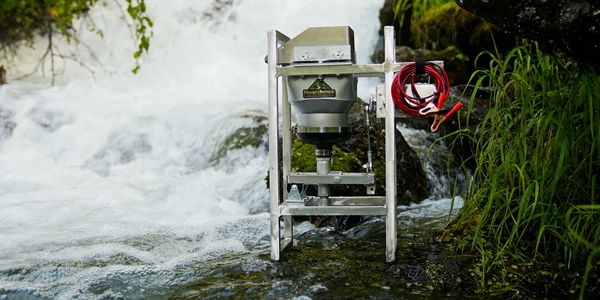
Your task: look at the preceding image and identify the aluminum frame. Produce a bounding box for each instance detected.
[268,26,411,262]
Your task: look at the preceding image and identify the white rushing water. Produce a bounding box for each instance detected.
[0,0,464,298]
[0,0,386,297]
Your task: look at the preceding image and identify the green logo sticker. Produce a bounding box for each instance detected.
[303,79,336,98]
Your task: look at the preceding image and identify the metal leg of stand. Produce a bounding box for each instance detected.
[384,26,398,263]
[268,30,281,261]
[283,215,293,248]
[282,77,294,247]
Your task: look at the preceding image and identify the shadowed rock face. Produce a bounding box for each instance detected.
[456,0,600,67]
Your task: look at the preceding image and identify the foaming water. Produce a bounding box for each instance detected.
[0,0,463,297]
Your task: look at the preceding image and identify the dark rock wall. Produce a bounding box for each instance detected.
[456,0,600,67]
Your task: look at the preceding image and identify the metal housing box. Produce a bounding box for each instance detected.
[279,26,356,65]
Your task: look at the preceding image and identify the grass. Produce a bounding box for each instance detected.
[450,42,600,297]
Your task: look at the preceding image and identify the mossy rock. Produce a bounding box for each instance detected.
[411,2,506,52]
[209,112,268,165]
[411,2,513,77]
[375,1,514,84]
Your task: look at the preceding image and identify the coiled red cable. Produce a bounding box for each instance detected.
[391,61,462,132]
[391,62,449,116]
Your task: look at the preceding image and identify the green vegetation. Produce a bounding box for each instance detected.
[393,0,453,31]
[0,0,93,47]
[125,0,153,74]
[450,43,600,297]
[392,0,453,45]
[291,140,363,174]
[410,2,494,51]
[0,0,152,79]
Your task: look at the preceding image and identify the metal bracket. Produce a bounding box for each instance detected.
[288,172,374,185]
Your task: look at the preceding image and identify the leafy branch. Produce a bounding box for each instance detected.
[0,0,153,81]
[125,0,153,74]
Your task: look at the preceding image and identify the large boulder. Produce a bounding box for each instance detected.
[456,0,600,67]
[376,2,512,84]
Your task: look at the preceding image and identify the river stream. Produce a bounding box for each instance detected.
[0,1,466,298]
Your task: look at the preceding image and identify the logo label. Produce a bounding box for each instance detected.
[303,79,336,98]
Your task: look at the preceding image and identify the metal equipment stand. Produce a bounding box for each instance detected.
[268,26,432,262]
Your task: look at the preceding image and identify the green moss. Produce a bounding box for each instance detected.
[290,140,316,172]
[291,140,363,173]
[410,2,511,63]
[209,124,267,164]
[412,2,477,49]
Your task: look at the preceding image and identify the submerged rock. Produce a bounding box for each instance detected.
[170,222,477,299]
[84,130,153,176]
[0,105,16,142]
[28,106,75,132]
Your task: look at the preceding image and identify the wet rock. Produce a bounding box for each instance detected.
[378,0,413,45]
[411,3,510,54]
[456,0,600,68]
[28,106,74,132]
[84,131,153,176]
[0,65,7,85]
[171,223,478,299]
[0,105,16,142]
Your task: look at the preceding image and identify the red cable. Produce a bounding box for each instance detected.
[391,62,451,117]
[391,62,462,132]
